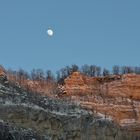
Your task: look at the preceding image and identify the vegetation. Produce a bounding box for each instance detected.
[6,65,140,82]
[3,64,140,95]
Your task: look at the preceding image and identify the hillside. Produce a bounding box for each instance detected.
[0,67,140,139]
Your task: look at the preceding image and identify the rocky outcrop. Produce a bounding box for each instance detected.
[0,121,40,140]
[64,72,140,99]
[0,72,140,139]
[101,74,140,99]
[64,72,99,95]
[64,72,140,129]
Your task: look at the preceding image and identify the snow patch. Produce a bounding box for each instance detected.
[120,119,136,124]
[96,112,112,121]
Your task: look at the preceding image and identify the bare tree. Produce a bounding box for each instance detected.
[81,64,90,76]
[90,65,96,77]
[17,68,29,84]
[31,69,45,81]
[112,65,120,75]
[71,64,79,72]
[56,71,61,82]
[96,66,101,77]
[134,67,140,74]
[103,68,110,76]
[121,66,134,74]
[46,70,54,81]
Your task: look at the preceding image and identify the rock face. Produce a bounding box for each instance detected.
[64,72,140,128]
[64,72,140,99]
[101,74,140,99]
[0,121,40,140]
[64,72,99,95]
[0,72,140,139]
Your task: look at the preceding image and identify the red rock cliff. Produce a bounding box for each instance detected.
[64,72,140,99]
[64,72,140,126]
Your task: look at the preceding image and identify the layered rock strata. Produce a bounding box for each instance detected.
[64,72,140,128]
[0,71,140,139]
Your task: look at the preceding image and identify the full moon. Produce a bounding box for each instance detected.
[47,29,53,36]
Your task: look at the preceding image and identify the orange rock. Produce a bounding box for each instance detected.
[0,65,6,77]
[64,72,140,99]
[64,72,99,95]
[64,72,140,126]
[102,74,140,99]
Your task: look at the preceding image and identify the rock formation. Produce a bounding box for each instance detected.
[0,68,140,139]
[64,72,140,128]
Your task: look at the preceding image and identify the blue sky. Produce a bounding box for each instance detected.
[0,1,140,72]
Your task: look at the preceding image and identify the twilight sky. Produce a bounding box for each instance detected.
[0,0,140,72]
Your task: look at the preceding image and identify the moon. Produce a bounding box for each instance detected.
[47,29,53,36]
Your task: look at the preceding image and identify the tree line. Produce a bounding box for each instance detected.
[6,65,140,83]
[4,65,140,95]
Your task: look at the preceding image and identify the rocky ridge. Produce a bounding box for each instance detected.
[0,69,140,139]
